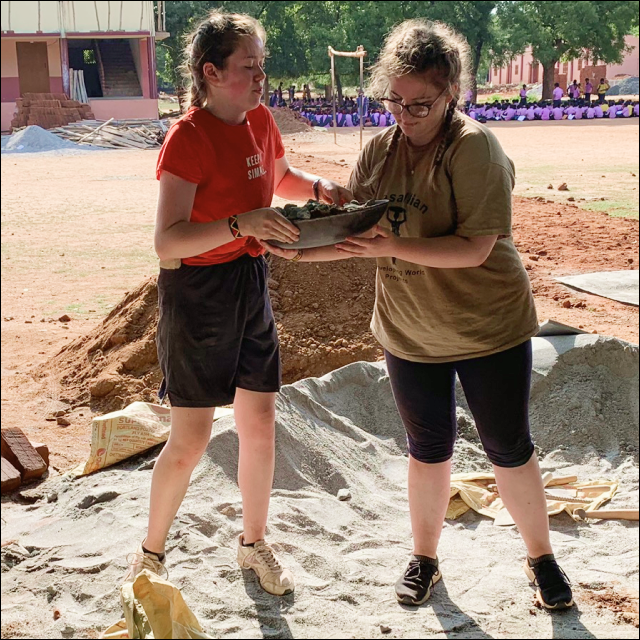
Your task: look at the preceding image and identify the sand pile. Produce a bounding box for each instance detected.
[269,106,312,134]
[1,125,99,154]
[41,258,379,413]
[2,336,639,639]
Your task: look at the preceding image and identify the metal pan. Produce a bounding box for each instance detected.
[269,199,390,250]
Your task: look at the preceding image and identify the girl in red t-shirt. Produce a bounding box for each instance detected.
[124,10,352,596]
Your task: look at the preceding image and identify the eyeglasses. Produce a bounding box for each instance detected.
[381,87,449,118]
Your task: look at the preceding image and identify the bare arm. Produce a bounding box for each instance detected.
[273,156,352,204]
[154,171,233,261]
[335,227,499,268]
[154,171,300,261]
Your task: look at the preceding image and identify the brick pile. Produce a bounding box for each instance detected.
[11,92,95,132]
[1,428,49,494]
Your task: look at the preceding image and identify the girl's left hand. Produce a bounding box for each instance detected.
[335,226,397,258]
[317,179,353,205]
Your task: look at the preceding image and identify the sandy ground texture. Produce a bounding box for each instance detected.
[1,335,638,639]
[1,122,638,473]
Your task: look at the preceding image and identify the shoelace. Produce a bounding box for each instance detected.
[405,560,437,584]
[126,552,169,580]
[254,544,284,573]
[533,560,571,589]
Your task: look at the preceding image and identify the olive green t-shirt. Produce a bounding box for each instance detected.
[347,114,538,363]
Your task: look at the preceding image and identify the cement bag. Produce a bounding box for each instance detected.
[101,571,211,639]
[72,402,232,476]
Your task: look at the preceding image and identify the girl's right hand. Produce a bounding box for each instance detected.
[237,208,300,244]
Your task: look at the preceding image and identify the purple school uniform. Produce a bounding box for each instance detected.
[345,114,354,127]
[623,106,631,118]
[541,108,551,120]
[379,114,387,127]
[586,107,595,119]
[527,107,535,120]
[485,107,495,119]
[553,87,564,100]
[503,108,516,120]
[566,106,576,116]
[594,106,604,118]
[609,107,617,118]
[635,104,640,117]
[553,107,564,120]
[534,107,542,118]
[574,107,583,119]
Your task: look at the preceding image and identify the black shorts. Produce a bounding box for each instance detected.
[385,340,535,468]
[156,254,281,408]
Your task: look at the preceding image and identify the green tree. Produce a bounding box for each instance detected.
[497,1,640,99]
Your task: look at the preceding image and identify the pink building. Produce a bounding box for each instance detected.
[489,35,639,87]
[1,0,169,131]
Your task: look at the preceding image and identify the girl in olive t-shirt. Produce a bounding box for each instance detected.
[266,19,574,611]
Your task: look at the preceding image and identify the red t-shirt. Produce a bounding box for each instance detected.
[156,105,285,265]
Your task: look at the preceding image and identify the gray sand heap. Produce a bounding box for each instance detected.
[1,125,102,154]
[1,335,638,639]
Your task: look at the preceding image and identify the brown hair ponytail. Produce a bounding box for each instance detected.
[182,10,266,110]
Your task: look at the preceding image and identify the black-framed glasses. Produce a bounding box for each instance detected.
[381,87,449,118]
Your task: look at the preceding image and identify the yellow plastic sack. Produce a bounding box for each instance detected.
[72,402,233,477]
[447,472,618,526]
[101,571,211,639]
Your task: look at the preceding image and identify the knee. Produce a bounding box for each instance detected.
[236,409,275,446]
[407,434,454,464]
[484,436,535,468]
[164,439,209,471]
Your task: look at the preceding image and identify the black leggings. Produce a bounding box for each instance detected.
[385,340,534,468]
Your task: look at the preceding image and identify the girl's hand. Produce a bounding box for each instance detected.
[258,241,300,260]
[335,226,397,258]
[237,208,300,244]
[317,179,353,206]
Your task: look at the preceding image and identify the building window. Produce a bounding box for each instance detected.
[515,65,519,75]
[494,68,498,77]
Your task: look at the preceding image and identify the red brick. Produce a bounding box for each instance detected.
[1,457,21,494]
[30,442,50,468]
[1,429,47,482]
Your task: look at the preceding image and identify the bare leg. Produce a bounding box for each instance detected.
[234,388,277,544]
[408,456,452,557]
[493,453,553,558]
[144,407,214,554]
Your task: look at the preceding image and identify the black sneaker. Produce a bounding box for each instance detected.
[524,555,574,609]
[395,555,441,606]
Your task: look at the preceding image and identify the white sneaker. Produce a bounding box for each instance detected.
[123,543,168,583]
[237,535,295,595]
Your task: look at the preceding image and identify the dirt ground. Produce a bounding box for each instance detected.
[1,121,638,473]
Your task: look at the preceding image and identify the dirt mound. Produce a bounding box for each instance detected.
[269,107,311,134]
[42,258,379,413]
[40,278,164,413]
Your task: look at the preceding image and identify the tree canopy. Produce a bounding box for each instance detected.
[156,0,639,100]
[497,0,639,98]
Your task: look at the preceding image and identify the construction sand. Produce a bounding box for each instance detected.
[1,125,103,155]
[1,335,638,639]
